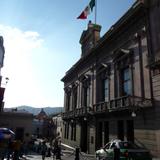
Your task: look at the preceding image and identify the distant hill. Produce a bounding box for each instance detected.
[11,106,63,115]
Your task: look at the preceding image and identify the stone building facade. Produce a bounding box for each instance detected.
[61,0,160,157]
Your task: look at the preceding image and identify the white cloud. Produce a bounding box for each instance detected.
[0,24,44,108]
[0,25,43,56]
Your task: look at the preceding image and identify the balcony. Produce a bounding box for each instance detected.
[93,96,153,114]
[93,102,109,113]
[62,107,93,120]
[62,96,153,119]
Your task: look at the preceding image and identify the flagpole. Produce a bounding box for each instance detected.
[95,0,97,24]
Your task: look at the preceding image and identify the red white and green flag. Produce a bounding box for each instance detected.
[77,5,90,19]
[77,0,95,19]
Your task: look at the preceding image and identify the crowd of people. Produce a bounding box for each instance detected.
[34,133,61,160]
[0,138,29,160]
[0,133,62,160]
[35,132,62,160]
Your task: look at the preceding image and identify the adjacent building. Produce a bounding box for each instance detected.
[61,0,160,157]
[0,36,5,112]
[0,109,33,142]
[52,113,63,138]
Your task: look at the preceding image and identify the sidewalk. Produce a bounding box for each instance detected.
[18,151,96,160]
[61,143,160,160]
[61,143,96,159]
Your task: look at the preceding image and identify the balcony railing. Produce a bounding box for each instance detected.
[62,106,93,120]
[110,96,131,110]
[93,96,153,114]
[62,96,153,119]
[93,101,109,113]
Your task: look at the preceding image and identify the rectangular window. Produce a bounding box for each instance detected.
[84,86,90,107]
[66,122,69,139]
[87,87,90,106]
[103,79,109,102]
[73,88,77,109]
[66,93,71,111]
[73,123,76,141]
[121,68,131,96]
[64,124,67,138]
[71,123,74,140]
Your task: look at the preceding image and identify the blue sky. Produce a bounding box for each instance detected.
[0,0,135,108]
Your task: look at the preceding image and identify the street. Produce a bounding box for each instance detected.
[18,151,96,160]
[21,154,160,160]
[18,152,160,160]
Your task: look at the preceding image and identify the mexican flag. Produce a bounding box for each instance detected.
[77,0,95,19]
[77,5,90,19]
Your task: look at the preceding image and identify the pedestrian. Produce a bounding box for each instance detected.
[22,141,28,156]
[6,139,13,160]
[113,145,120,160]
[12,139,22,160]
[37,141,42,153]
[53,133,61,160]
[46,145,51,157]
[0,139,7,160]
[41,141,47,160]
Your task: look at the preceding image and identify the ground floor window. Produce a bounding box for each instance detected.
[71,122,76,141]
[64,122,69,139]
[73,123,76,141]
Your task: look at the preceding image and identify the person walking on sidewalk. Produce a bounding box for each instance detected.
[53,133,61,160]
[41,141,47,160]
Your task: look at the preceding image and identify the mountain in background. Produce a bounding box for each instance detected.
[5,106,63,115]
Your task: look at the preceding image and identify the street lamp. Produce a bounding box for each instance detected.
[84,117,87,121]
[131,111,136,118]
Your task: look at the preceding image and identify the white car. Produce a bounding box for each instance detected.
[95,139,152,160]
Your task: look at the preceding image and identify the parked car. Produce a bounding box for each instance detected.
[95,139,152,160]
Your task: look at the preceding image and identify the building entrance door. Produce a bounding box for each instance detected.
[95,122,103,150]
[117,120,124,140]
[104,121,109,144]
[126,120,134,142]
[15,127,24,141]
[80,121,88,152]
